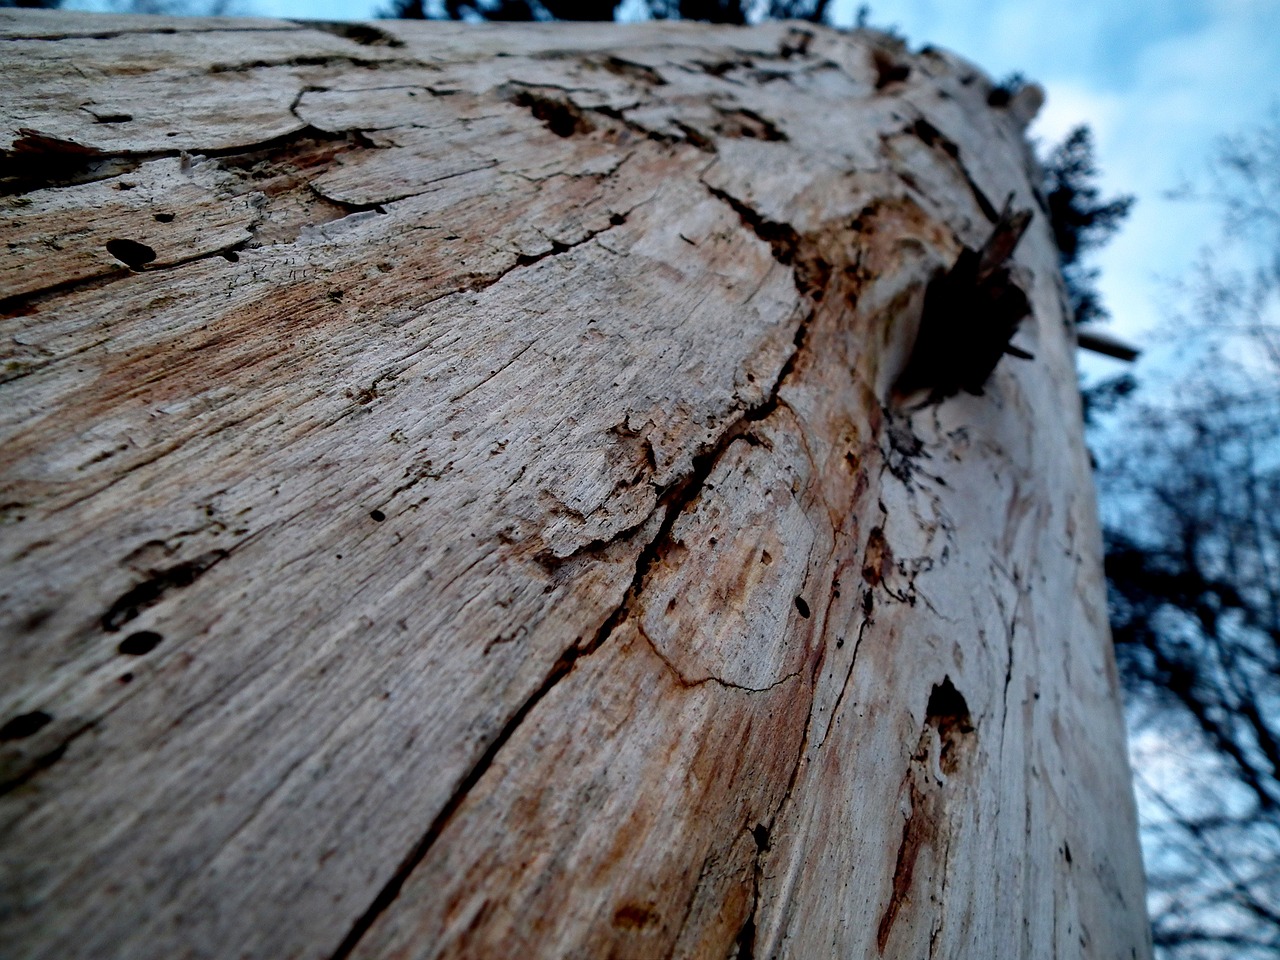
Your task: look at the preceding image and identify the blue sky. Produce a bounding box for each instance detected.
[66,0,1280,365]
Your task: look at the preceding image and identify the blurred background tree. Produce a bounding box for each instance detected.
[1089,114,1280,959]
[382,0,832,26]
[0,0,238,12]
[1043,126,1134,326]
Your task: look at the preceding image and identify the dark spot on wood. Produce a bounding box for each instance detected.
[303,21,406,47]
[926,676,975,777]
[872,49,911,90]
[1064,841,1073,864]
[794,596,810,618]
[600,55,666,86]
[105,238,156,270]
[0,710,52,741]
[370,509,386,522]
[93,113,133,124]
[222,250,239,262]
[752,823,769,850]
[779,28,812,59]
[732,900,758,958]
[713,107,788,143]
[0,129,125,193]
[612,902,659,929]
[673,121,714,152]
[862,527,891,587]
[836,637,844,648]
[703,185,806,288]
[117,630,163,656]
[10,129,101,158]
[118,672,134,684]
[863,590,875,615]
[886,419,925,484]
[101,549,228,632]
[609,212,625,226]
[516,240,569,267]
[696,57,747,77]
[21,607,53,632]
[511,90,593,138]
[153,212,174,223]
[0,740,69,796]
[911,118,959,159]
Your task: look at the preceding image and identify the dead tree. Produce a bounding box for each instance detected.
[0,12,1150,959]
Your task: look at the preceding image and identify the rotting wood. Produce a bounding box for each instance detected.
[0,11,1150,959]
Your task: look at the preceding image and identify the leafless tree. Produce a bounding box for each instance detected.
[383,0,830,27]
[1092,112,1280,959]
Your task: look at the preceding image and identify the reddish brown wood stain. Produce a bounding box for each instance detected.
[0,12,1150,960]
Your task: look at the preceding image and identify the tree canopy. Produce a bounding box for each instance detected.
[383,0,831,25]
[1091,114,1280,959]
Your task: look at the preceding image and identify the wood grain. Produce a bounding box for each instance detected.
[0,12,1150,959]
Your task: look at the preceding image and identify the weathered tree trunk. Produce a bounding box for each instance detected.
[0,11,1149,959]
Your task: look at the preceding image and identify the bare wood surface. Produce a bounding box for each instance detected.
[0,11,1150,959]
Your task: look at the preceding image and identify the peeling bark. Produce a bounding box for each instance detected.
[0,11,1149,960]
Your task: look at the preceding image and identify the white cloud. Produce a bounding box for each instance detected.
[1030,84,1126,149]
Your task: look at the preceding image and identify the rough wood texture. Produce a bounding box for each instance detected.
[0,12,1150,959]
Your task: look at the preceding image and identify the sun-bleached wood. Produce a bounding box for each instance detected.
[0,11,1150,959]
